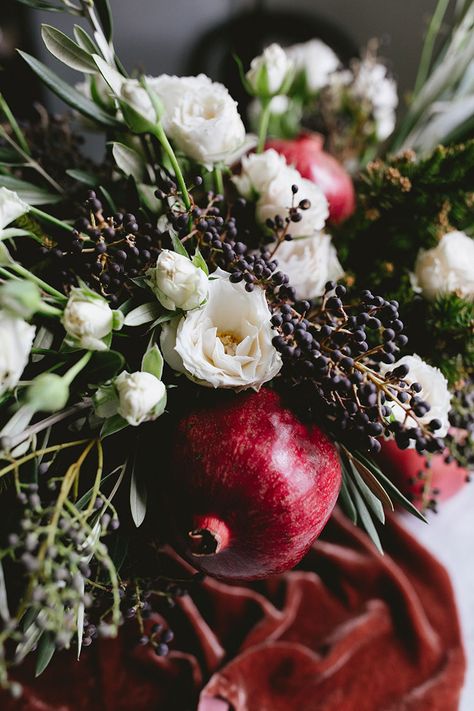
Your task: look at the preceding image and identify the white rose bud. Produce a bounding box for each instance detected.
[0,311,35,396]
[0,187,30,232]
[62,288,122,351]
[285,39,340,92]
[275,232,344,299]
[414,231,474,302]
[115,371,166,426]
[232,149,288,199]
[380,354,451,437]
[246,43,294,96]
[146,250,209,311]
[257,166,329,236]
[161,269,282,390]
[148,74,247,168]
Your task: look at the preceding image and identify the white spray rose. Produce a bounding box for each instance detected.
[62,288,122,351]
[285,39,340,92]
[258,165,329,236]
[414,231,474,301]
[120,78,156,123]
[115,371,166,426]
[0,311,35,396]
[233,149,329,235]
[232,149,288,199]
[353,60,398,141]
[146,250,209,311]
[148,74,247,167]
[246,43,294,96]
[0,188,30,233]
[274,232,344,299]
[380,354,451,437]
[160,270,282,390]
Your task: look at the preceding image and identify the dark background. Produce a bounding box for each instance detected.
[0,0,451,120]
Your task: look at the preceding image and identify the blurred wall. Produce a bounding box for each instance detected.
[31,0,447,95]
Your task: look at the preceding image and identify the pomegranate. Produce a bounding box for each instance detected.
[267,133,356,223]
[167,389,341,581]
[377,439,468,510]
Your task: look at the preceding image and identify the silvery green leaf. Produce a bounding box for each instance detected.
[111,142,145,181]
[192,247,209,275]
[0,228,35,240]
[41,25,97,73]
[0,241,12,264]
[0,175,61,205]
[123,302,161,327]
[130,459,147,528]
[18,51,122,130]
[16,612,45,663]
[101,414,128,438]
[137,183,161,213]
[94,0,114,43]
[346,476,383,554]
[93,383,119,420]
[0,560,9,623]
[73,25,99,55]
[141,344,164,380]
[93,54,124,94]
[350,464,385,524]
[32,325,54,363]
[66,168,99,185]
[35,632,56,677]
[170,232,189,258]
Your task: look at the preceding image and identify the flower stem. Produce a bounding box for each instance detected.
[6,264,67,302]
[257,99,271,153]
[62,351,93,387]
[214,165,225,195]
[38,302,63,318]
[29,206,74,234]
[152,125,191,209]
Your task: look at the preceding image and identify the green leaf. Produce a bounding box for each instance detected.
[192,247,209,275]
[0,175,61,205]
[130,459,147,527]
[350,465,385,524]
[101,413,128,438]
[18,51,122,130]
[87,350,125,383]
[170,231,189,258]
[41,24,97,73]
[0,93,30,155]
[35,632,55,677]
[356,453,428,524]
[142,344,163,379]
[94,0,114,42]
[124,302,162,327]
[16,0,63,10]
[346,477,384,554]
[66,168,99,185]
[73,25,99,55]
[111,142,145,180]
[339,474,357,524]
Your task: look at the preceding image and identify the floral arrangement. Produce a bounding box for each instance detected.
[0,0,471,693]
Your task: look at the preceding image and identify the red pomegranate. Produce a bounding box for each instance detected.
[377,439,468,509]
[168,389,341,581]
[267,133,356,223]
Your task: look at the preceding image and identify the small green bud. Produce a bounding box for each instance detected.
[26,373,69,413]
[0,280,42,319]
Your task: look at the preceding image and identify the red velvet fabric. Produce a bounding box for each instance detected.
[2,510,465,710]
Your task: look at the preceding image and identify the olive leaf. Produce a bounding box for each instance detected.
[41,25,97,73]
[111,142,145,181]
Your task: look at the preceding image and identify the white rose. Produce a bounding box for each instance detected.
[148,74,247,167]
[414,231,474,301]
[353,60,398,140]
[161,270,282,390]
[62,289,116,351]
[120,78,156,123]
[274,232,344,299]
[0,311,35,396]
[380,354,451,437]
[246,43,293,96]
[257,165,329,236]
[285,39,340,92]
[147,250,209,311]
[232,149,288,199]
[0,188,30,232]
[115,371,166,426]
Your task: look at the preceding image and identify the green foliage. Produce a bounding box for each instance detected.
[336,141,474,384]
